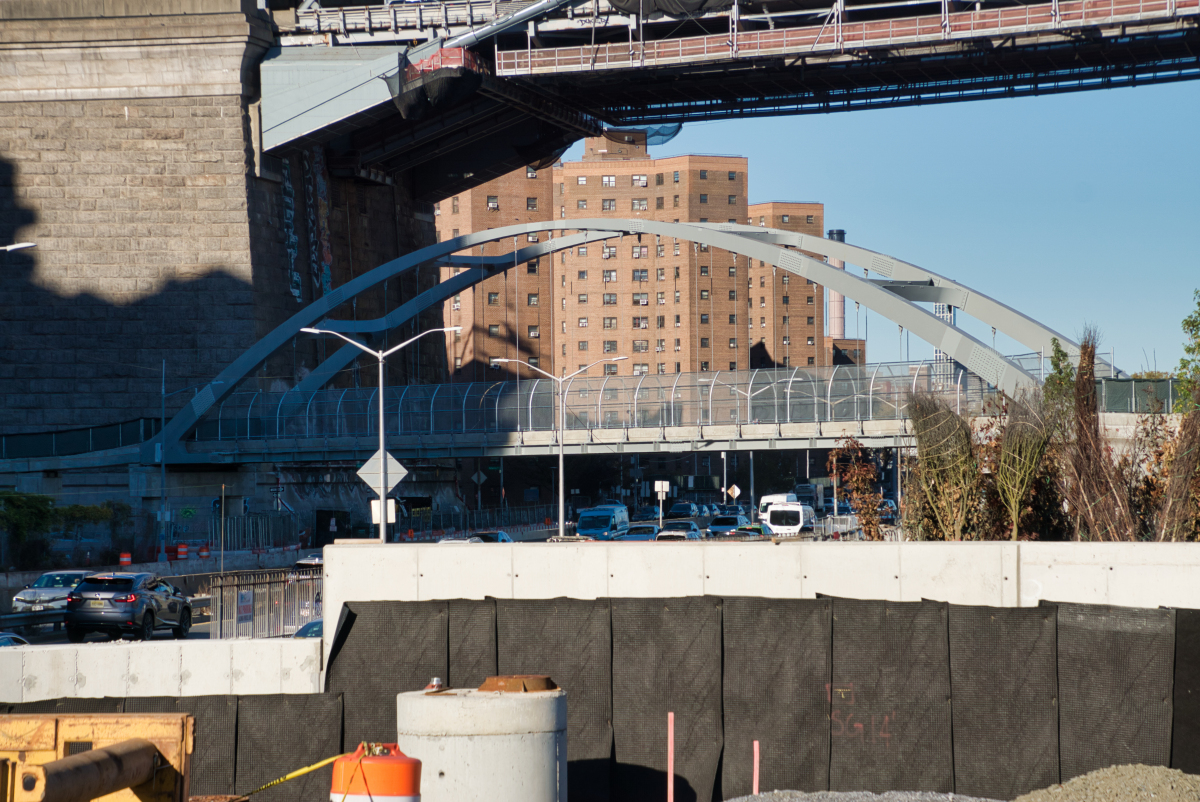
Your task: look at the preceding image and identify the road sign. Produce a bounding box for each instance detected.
[357,449,407,494]
[654,481,670,492]
[728,484,741,499]
[370,499,397,524]
[472,471,488,485]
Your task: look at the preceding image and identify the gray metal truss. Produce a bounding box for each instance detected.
[146,219,1068,466]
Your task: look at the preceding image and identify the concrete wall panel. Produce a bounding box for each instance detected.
[607,543,704,597]
[231,640,283,695]
[702,542,802,597]
[180,640,233,697]
[512,543,608,599]
[898,543,1009,606]
[19,646,77,702]
[77,644,130,698]
[0,649,23,702]
[801,542,901,600]
[418,545,513,600]
[128,642,182,697]
[279,638,322,693]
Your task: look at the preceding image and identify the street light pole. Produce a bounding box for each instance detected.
[496,355,627,538]
[2,242,35,252]
[302,325,461,542]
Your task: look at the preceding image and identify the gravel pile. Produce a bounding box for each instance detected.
[726,792,1001,802]
[1015,764,1200,802]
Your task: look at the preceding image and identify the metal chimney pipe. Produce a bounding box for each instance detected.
[827,229,846,340]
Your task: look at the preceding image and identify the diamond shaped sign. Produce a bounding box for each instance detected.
[472,471,488,485]
[728,484,741,499]
[357,449,407,495]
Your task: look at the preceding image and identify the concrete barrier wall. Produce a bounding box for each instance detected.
[0,637,320,703]
[322,541,1200,666]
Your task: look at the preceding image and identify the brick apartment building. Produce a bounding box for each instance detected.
[435,133,863,381]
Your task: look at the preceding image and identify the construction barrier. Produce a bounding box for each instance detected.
[118,553,131,567]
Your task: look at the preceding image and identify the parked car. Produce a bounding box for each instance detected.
[574,505,631,540]
[667,502,698,519]
[472,530,514,543]
[764,502,811,537]
[11,570,93,615]
[735,523,771,537]
[632,506,659,522]
[438,537,485,544]
[758,493,798,521]
[615,524,660,541]
[659,520,702,539]
[0,632,30,647]
[293,552,323,571]
[294,619,323,639]
[707,514,750,537]
[66,573,192,642]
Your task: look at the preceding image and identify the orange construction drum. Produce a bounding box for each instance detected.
[330,743,420,802]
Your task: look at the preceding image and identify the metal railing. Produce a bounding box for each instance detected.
[496,0,1199,74]
[209,569,322,639]
[398,503,560,535]
[0,418,158,460]
[207,513,301,552]
[193,360,1010,442]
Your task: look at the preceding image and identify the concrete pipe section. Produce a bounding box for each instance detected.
[16,738,160,802]
[397,675,567,802]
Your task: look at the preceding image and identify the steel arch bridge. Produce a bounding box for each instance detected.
[145,220,1117,465]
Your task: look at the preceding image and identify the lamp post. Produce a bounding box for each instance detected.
[2,242,36,252]
[158,365,224,561]
[301,325,461,542]
[495,356,627,539]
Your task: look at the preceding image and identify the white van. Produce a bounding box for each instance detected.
[757,493,797,521]
[764,502,810,537]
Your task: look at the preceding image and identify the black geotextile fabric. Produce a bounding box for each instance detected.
[449,599,496,690]
[235,694,343,802]
[829,598,953,793]
[1172,608,1200,773]
[123,695,238,796]
[611,596,723,802]
[10,697,125,714]
[722,597,832,800]
[1044,600,1176,781]
[325,600,448,748]
[948,605,1060,800]
[496,598,613,802]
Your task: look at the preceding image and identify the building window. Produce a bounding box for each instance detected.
[729,266,737,277]
[729,290,737,301]
[487,292,499,305]
[578,246,588,258]
[807,316,814,325]
[577,175,587,185]
[527,232,538,242]
[807,215,814,224]
[656,197,665,209]
[808,357,815,366]
[529,357,540,368]
[673,195,679,208]
[602,245,617,259]
[487,196,499,210]
[699,170,708,179]
[527,293,539,306]
[728,195,737,204]
[760,317,766,328]
[526,197,538,211]
[632,363,650,376]
[603,269,617,282]
[527,166,538,178]
[632,269,649,281]
[454,328,462,342]
[602,199,616,211]
[528,261,538,274]
[700,313,709,324]
[632,198,648,211]
[782,214,790,223]
[657,315,665,328]
[528,325,540,338]
[728,171,736,180]
[805,296,813,305]
[674,291,681,304]
[673,171,680,183]
[454,357,462,373]
[729,314,737,325]
[760,296,766,308]
[632,174,648,187]
[655,173,664,185]
[488,324,500,337]
[675,338,681,350]
[560,206,565,218]
[579,317,588,327]
[700,289,709,300]
[807,336,815,345]
[783,336,790,345]
[729,338,737,348]
[604,317,617,329]
[451,196,459,213]
[604,363,619,376]
[603,340,618,353]
[578,293,588,304]
[579,341,589,351]
[632,293,649,305]
[699,194,708,204]
[701,338,710,348]
[602,175,616,187]
[632,246,648,259]
[633,340,649,352]
[578,271,589,282]
[490,358,501,369]
[700,265,709,276]
[603,293,617,305]
[782,275,789,284]
[633,316,649,329]
[656,267,665,281]
[657,363,667,374]
[657,291,665,305]
[782,316,790,326]
[577,199,588,210]
[700,361,710,371]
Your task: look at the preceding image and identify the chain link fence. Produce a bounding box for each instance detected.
[209,568,321,639]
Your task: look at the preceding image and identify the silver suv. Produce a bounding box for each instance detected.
[65,573,192,642]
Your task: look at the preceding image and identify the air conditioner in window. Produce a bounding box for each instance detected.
[639,299,648,305]
[602,253,610,259]
[451,303,461,311]
[656,346,665,352]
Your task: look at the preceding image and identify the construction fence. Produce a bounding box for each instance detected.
[209,569,321,639]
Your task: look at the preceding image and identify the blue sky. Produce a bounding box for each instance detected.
[567,81,1200,372]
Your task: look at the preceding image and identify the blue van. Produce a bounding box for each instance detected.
[574,504,631,540]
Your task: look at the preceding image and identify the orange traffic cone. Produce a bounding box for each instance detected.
[330,743,420,802]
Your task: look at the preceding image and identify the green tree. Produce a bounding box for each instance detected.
[1178,289,1200,411]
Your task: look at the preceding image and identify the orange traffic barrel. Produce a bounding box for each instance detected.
[177,543,189,560]
[119,552,132,566]
[199,544,210,558]
[330,743,420,802]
